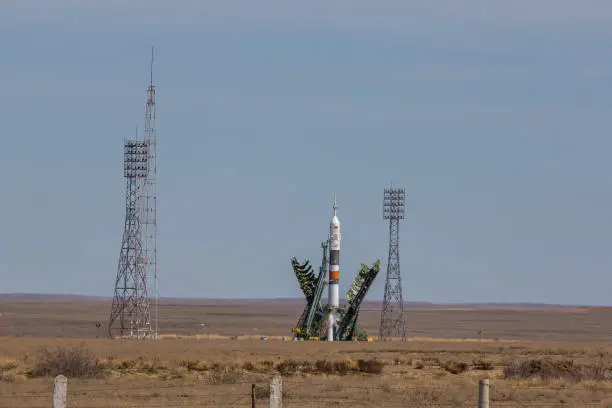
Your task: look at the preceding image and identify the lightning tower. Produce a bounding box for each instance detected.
[142,47,158,338]
[108,48,158,339]
[379,187,407,341]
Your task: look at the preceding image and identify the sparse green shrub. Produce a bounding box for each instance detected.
[333,360,352,375]
[356,359,385,374]
[276,359,311,376]
[472,358,493,371]
[31,344,103,378]
[242,361,256,371]
[261,360,274,368]
[312,359,353,375]
[178,359,208,372]
[253,383,288,400]
[118,358,139,370]
[412,359,425,369]
[503,358,611,382]
[206,367,243,385]
[315,359,332,374]
[253,383,270,399]
[193,358,387,378]
[177,358,196,369]
[423,356,441,366]
[160,368,185,380]
[442,360,469,375]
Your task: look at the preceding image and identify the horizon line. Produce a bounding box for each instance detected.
[0,292,601,308]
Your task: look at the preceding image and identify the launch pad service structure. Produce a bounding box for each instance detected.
[291,197,380,342]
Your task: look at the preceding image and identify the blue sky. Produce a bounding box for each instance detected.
[1,1,611,305]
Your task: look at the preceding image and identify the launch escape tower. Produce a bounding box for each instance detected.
[290,200,380,341]
[379,187,407,341]
[109,49,159,339]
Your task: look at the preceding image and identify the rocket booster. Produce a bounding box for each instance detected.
[329,198,341,307]
[327,196,341,341]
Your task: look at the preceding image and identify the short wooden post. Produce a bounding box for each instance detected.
[53,375,67,408]
[478,378,489,408]
[269,374,282,408]
[251,383,256,408]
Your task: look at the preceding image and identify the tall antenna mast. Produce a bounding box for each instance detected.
[379,186,407,341]
[142,46,159,338]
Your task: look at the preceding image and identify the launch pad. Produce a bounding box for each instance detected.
[290,198,380,341]
[291,257,380,341]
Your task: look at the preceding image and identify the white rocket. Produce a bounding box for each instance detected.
[327,196,341,341]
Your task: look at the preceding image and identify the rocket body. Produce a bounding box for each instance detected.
[329,214,340,308]
[327,198,341,341]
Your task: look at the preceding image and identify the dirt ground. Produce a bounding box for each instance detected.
[0,296,609,341]
[0,296,611,407]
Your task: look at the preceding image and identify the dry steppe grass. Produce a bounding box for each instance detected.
[0,297,611,406]
[0,337,611,407]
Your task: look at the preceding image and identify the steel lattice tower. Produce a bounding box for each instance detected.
[379,187,407,341]
[142,47,158,338]
[108,140,152,338]
[109,49,158,339]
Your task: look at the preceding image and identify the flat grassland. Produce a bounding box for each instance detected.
[0,296,611,407]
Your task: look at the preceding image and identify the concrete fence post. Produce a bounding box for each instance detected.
[53,375,68,408]
[478,378,489,408]
[269,374,282,408]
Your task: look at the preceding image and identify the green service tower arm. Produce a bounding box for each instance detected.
[304,241,328,339]
[290,240,329,340]
[336,259,381,341]
[290,257,315,333]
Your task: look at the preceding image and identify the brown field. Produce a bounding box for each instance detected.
[0,296,611,407]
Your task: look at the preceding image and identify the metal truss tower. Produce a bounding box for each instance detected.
[379,187,407,341]
[108,140,152,338]
[142,47,158,338]
[108,48,158,339]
